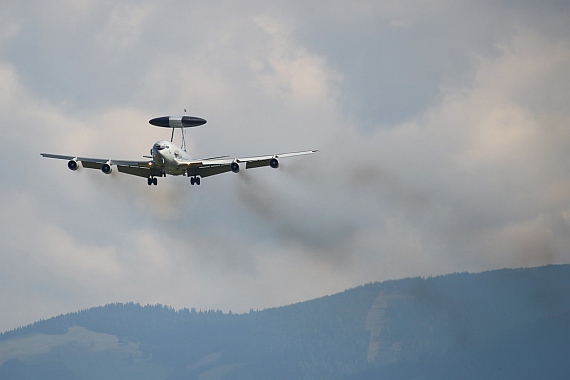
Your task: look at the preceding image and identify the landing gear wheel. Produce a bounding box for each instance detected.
[190,177,195,185]
[196,177,201,185]
[147,177,152,186]
[153,177,158,186]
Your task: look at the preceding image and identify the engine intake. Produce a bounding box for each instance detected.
[67,159,78,171]
[101,162,112,174]
[230,161,240,173]
[269,157,279,169]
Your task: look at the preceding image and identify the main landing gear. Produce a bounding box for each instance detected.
[190,176,201,185]
[147,170,165,186]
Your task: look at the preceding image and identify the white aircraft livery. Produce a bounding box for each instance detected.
[41,115,318,186]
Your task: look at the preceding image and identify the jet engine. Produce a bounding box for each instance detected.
[230,161,240,173]
[67,159,79,171]
[269,157,279,169]
[101,162,112,174]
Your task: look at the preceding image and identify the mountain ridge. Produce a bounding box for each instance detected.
[1,264,570,379]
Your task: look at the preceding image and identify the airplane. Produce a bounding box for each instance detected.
[41,115,318,186]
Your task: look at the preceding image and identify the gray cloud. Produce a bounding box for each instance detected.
[0,0,569,332]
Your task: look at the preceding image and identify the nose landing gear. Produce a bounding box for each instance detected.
[190,176,201,185]
[147,177,158,186]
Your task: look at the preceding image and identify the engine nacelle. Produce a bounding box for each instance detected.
[230,161,240,173]
[269,157,279,169]
[67,159,79,171]
[101,162,112,174]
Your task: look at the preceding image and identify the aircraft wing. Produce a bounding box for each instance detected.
[40,153,156,177]
[41,153,150,166]
[238,150,319,161]
[41,149,318,180]
[179,150,318,178]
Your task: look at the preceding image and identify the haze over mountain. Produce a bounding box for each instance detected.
[1,265,569,379]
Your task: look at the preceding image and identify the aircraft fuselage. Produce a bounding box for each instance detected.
[151,140,191,176]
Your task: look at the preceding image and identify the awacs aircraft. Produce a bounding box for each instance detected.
[41,115,318,186]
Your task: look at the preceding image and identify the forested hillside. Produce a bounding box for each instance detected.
[1,265,570,379]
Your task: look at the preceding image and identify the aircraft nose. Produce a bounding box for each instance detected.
[149,116,170,127]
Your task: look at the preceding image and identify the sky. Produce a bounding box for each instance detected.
[1,0,570,332]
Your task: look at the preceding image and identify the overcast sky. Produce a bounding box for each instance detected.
[1,0,570,332]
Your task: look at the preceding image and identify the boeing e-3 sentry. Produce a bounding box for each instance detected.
[41,115,318,186]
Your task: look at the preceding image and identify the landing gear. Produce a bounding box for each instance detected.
[147,177,158,186]
[190,176,201,185]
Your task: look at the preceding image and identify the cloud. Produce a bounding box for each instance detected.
[0,1,570,332]
[96,3,155,53]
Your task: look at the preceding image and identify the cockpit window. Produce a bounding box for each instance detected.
[155,143,166,150]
